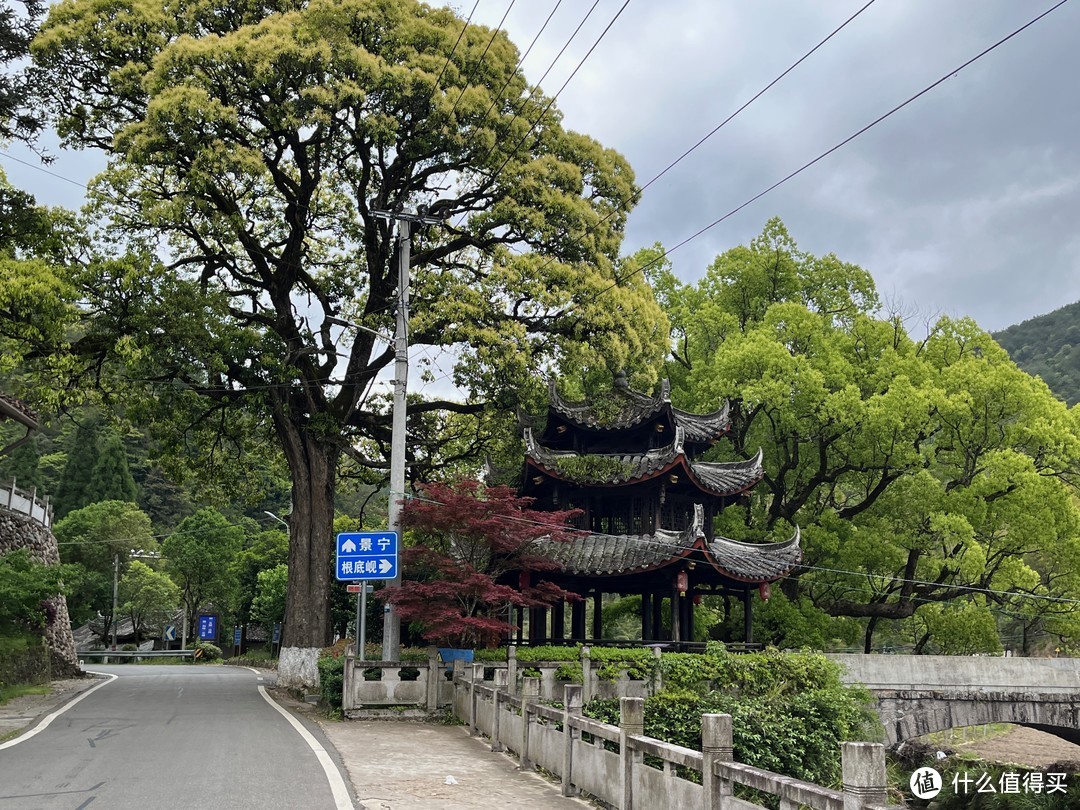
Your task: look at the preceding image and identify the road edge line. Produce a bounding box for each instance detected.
[0,671,118,750]
[257,685,354,810]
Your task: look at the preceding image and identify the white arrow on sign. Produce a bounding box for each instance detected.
[379,559,393,574]
[341,539,357,553]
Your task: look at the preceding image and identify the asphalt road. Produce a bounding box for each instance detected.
[0,665,354,809]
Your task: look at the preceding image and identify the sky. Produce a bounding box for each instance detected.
[3,0,1079,334]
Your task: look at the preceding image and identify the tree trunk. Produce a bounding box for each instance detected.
[277,422,341,689]
[863,615,879,653]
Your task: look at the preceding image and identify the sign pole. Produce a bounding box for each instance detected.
[357,581,367,663]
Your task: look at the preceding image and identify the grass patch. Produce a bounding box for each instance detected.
[0,683,50,706]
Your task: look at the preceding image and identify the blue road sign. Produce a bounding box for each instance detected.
[233,627,242,647]
[336,531,398,581]
[163,625,177,642]
[272,623,281,644]
[198,614,218,641]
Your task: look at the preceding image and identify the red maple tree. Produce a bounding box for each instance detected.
[381,479,580,648]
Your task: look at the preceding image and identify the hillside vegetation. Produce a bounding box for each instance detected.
[994,302,1080,405]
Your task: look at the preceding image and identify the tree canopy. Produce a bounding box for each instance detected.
[661,218,1080,653]
[29,0,668,679]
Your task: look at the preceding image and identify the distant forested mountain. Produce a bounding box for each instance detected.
[993,302,1080,406]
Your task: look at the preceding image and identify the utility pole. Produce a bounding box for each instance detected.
[371,207,441,662]
[111,552,119,651]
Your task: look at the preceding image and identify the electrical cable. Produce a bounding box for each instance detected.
[452,0,631,229]
[573,0,1071,312]
[448,0,518,119]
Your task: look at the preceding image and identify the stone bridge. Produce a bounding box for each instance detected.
[827,654,1080,747]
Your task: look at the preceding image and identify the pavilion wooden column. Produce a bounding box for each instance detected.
[640,592,653,641]
[687,594,695,642]
[571,598,586,641]
[669,582,681,643]
[530,607,549,645]
[592,591,603,640]
[552,600,566,642]
[515,606,524,644]
[652,592,665,640]
[743,589,753,644]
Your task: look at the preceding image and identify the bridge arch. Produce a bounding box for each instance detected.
[874,690,1080,747]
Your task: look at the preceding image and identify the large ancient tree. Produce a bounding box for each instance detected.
[30,0,667,683]
[660,219,1080,653]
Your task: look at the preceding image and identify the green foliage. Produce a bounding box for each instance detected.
[249,564,288,629]
[552,454,635,483]
[585,647,878,788]
[118,560,180,642]
[994,300,1080,406]
[662,219,1080,654]
[515,645,580,663]
[0,550,60,634]
[194,640,222,661]
[53,416,102,518]
[163,507,243,637]
[54,499,155,637]
[317,648,346,712]
[590,646,656,681]
[84,430,138,505]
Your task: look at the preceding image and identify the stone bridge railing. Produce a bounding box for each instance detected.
[828,653,1080,746]
[340,652,898,809]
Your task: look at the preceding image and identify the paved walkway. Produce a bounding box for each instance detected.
[1,673,593,810]
[314,715,593,809]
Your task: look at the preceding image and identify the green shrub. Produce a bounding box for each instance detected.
[194,641,222,661]
[317,648,346,712]
[583,647,879,790]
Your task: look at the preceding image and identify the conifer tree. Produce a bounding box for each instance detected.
[85,431,138,505]
[54,417,100,518]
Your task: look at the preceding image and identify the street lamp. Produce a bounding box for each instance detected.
[264,510,290,529]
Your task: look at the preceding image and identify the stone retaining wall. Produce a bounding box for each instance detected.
[0,507,79,676]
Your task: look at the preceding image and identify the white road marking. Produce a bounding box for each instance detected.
[257,686,354,809]
[0,671,118,750]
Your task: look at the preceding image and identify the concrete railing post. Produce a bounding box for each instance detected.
[651,646,663,694]
[451,658,465,719]
[491,668,508,752]
[342,652,355,712]
[620,696,644,810]
[507,645,518,693]
[521,676,540,771]
[702,714,733,810]
[469,663,484,736]
[581,645,592,703]
[562,684,583,797]
[426,649,440,712]
[842,742,888,810]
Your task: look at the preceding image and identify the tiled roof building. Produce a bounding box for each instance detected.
[514,373,801,646]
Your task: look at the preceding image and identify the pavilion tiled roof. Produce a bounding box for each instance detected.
[536,505,801,583]
[525,426,764,495]
[708,529,802,583]
[539,524,698,576]
[0,392,38,430]
[547,378,731,443]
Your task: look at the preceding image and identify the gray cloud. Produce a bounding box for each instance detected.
[477,0,1080,332]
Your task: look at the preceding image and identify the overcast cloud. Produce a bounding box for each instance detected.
[4,0,1078,334]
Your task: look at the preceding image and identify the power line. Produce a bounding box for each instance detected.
[0,148,88,189]
[448,0,518,119]
[430,0,483,100]
[575,0,1071,311]
[453,0,630,229]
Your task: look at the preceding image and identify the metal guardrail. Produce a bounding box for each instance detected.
[78,650,196,663]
